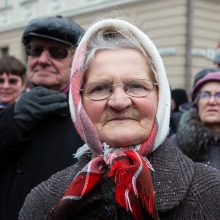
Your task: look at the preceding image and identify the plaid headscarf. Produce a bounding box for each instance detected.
[49,19,170,220]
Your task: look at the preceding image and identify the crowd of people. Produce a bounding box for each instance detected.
[0,14,220,220]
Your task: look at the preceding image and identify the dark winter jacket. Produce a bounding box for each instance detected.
[0,105,83,220]
[19,140,220,220]
[176,108,220,169]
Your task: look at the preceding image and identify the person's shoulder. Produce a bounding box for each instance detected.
[189,163,220,216]
[193,162,220,188]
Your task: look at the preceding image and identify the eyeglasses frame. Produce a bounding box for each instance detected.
[80,79,158,101]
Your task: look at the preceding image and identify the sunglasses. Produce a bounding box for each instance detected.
[25,44,72,59]
[0,78,19,85]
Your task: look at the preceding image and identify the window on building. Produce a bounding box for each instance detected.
[1,47,9,56]
[0,0,12,8]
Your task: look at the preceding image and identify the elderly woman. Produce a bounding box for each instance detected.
[19,19,220,220]
[177,70,220,169]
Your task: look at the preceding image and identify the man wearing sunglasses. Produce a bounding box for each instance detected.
[0,15,84,220]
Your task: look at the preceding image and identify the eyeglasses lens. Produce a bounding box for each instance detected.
[26,45,69,59]
[82,79,156,101]
[200,91,220,102]
[0,78,19,85]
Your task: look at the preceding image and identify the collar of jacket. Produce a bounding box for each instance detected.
[149,139,194,212]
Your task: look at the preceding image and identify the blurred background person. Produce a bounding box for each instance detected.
[169,88,190,136]
[171,88,189,112]
[176,69,220,169]
[0,56,26,111]
[0,15,84,220]
[213,49,220,68]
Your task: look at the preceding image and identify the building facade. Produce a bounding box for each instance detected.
[0,0,220,91]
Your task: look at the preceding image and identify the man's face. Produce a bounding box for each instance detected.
[27,38,73,91]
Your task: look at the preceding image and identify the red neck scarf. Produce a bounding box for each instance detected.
[55,122,159,220]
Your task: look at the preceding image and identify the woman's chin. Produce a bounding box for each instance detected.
[100,129,147,148]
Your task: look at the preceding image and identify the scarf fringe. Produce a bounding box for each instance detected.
[108,150,158,220]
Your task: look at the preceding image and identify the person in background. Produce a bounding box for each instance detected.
[0,56,26,111]
[0,15,84,220]
[213,49,220,68]
[176,69,220,170]
[171,88,189,112]
[19,18,220,220]
[169,88,189,135]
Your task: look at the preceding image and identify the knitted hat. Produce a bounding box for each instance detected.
[191,68,220,101]
[22,15,85,46]
[69,18,171,153]
[192,71,220,101]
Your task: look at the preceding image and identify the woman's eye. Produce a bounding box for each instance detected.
[216,92,220,98]
[127,82,147,90]
[200,92,210,98]
[90,84,111,93]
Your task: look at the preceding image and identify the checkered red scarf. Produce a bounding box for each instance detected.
[50,122,159,220]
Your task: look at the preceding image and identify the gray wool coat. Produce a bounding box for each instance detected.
[19,140,220,220]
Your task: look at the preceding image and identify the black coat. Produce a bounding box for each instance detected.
[19,140,220,220]
[0,105,84,220]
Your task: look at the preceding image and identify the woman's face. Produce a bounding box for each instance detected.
[198,81,220,132]
[0,73,25,103]
[82,49,158,147]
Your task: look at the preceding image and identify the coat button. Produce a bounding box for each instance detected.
[17,164,26,174]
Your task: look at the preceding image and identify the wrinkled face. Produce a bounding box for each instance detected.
[82,49,158,147]
[27,38,73,91]
[0,73,25,103]
[198,81,220,132]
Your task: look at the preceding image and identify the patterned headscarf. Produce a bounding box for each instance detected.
[50,19,170,220]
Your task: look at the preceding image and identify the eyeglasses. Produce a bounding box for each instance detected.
[198,91,220,103]
[80,79,158,101]
[0,78,19,85]
[25,44,72,59]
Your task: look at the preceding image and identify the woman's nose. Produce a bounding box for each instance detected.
[107,87,132,111]
[208,95,217,104]
[2,81,10,88]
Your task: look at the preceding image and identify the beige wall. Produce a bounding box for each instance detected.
[72,0,188,89]
[0,0,220,92]
[192,0,220,82]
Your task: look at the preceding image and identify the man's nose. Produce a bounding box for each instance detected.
[37,49,51,63]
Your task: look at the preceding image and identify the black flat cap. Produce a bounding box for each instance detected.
[22,15,85,46]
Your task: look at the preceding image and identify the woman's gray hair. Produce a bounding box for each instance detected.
[84,27,156,78]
